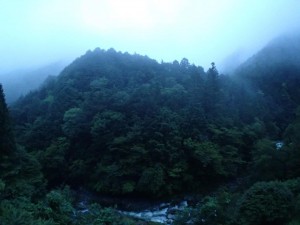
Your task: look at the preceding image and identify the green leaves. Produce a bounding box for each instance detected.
[237,181,293,225]
[137,165,165,195]
[40,137,69,185]
[44,188,74,224]
[184,139,224,176]
[0,84,16,162]
[251,139,287,180]
[91,110,125,139]
[62,108,84,138]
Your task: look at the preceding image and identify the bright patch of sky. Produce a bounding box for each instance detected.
[0,0,300,73]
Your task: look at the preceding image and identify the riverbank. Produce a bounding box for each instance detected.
[73,188,192,224]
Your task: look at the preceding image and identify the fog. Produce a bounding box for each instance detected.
[1,0,300,74]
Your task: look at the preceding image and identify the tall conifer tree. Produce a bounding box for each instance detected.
[0,84,16,179]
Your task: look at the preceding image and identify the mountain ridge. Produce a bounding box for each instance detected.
[2,32,300,224]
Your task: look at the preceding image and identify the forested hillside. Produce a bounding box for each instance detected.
[11,48,252,197]
[235,33,300,130]
[1,34,300,224]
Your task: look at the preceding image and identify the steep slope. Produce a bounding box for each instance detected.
[11,48,252,197]
[6,37,300,224]
[11,40,300,198]
[234,33,300,131]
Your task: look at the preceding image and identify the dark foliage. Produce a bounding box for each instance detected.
[1,33,300,224]
[12,49,253,197]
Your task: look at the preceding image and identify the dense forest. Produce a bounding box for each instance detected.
[1,34,300,224]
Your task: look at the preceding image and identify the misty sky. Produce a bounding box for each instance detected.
[1,0,300,73]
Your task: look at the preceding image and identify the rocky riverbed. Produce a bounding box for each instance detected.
[119,200,188,224]
[74,189,190,224]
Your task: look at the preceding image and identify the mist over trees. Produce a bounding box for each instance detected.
[1,33,300,224]
[0,61,66,104]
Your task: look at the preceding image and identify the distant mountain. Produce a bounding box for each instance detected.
[234,32,300,129]
[0,61,66,103]
[219,48,247,74]
[237,33,300,74]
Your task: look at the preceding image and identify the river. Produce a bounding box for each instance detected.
[74,189,190,224]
